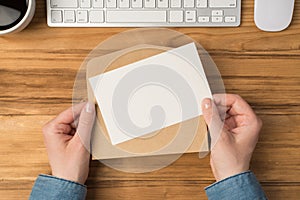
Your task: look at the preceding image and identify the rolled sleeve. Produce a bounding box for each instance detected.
[30,174,87,200]
[205,171,267,200]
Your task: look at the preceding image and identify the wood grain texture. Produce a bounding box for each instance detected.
[0,0,299,199]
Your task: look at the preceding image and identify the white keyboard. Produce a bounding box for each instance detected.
[47,0,241,27]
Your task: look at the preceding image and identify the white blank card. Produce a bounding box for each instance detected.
[89,43,212,145]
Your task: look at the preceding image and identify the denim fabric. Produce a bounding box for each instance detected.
[205,171,267,200]
[30,171,266,200]
[30,174,87,200]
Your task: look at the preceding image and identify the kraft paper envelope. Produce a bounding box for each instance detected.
[86,44,210,159]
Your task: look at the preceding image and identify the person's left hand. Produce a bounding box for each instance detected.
[42,102,95,184]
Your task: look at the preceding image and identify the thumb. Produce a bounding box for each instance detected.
[74,102,96,152]
[201,98,224,147]
[201,98,221,127]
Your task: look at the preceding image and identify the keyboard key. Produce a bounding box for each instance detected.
[106,0,117,8]
[107,11,167,22]
[184,0,194,8]
[169,10,183,22]
[198,16,209,22]
[64,10,75,23]
[93,0,104,8]
[212,10,223,16]
[157,0,169,8]
[209,0,236,8]
[119,0,130,8]
[90,10,104,22]
[51,0,78,8]
[225,16,236,22]
[132,0,143,8]
[185,10,196,22]
[144,0,155,8]
[196,0,207,8]
[212,16,222,22]
[80,0,91,8]
[170,0,181,8]
[77,10,88,22]
[51,10,63,22]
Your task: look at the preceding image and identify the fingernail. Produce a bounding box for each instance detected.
[204,102,211,109]
[86,102,95,113]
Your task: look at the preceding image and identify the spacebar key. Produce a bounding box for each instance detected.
[107,11,167,23]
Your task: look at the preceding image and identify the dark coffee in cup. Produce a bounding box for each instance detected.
[0,0,35,35]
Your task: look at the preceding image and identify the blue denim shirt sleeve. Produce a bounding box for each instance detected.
[29,174,87,200]
[205,171,267,200]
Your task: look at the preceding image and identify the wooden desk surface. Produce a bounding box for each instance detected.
[0,0,299,199]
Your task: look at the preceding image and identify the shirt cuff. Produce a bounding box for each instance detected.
[30,174,87,200]
[205,171,267,200]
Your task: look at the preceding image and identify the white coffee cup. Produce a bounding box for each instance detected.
[0,0,36,35]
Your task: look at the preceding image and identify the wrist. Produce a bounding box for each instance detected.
[40,174,87,187]
[210,155,251,182]
[52,171,86,185]
[214,167,249,182]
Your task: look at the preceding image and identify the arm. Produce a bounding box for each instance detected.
[201,94,267,200]
[30,175,87,200]
[205,171,267,200]
[30,102,95,200]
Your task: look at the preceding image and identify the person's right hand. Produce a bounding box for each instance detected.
[201,94,262,182]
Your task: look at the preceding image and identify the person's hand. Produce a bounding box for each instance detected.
[201,94,262,182]
[42,102,95,184]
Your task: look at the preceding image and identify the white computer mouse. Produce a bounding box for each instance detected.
[254,0,295,32]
